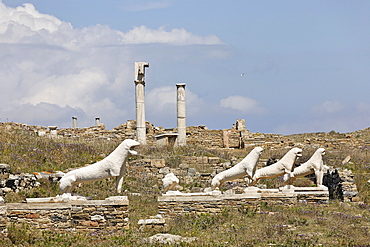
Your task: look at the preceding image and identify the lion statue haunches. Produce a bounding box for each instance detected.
[283,148,326,187]
[211,147,264,190]
[249,147,302,186]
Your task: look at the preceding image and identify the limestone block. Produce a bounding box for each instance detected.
[187,168,197,176]
[91,215,105,221]
[138,218,166,225]
[151,159,166,168]
[179,163,189,169]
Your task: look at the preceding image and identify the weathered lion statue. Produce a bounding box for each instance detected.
[283,148,326,187]
[249,147,302,186]
[211,147,264,190]
[59,139,140,194]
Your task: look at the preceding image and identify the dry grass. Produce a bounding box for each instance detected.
[1,125,370,246]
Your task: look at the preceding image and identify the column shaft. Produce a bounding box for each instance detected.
[176,83,186,146]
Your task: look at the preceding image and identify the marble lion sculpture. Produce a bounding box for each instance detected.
[59,139,140,194]
[162,173,180,193]
[283,148,326,187]
[249,147,302,186]
[211,147,264,190]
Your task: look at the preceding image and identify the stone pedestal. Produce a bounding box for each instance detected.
[243,186,262,198]
[1,196,129,231]
[158,186,329,219]
[291,186,329,204]
[159,191,265,218]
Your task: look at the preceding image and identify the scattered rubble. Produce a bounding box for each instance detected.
[143,233,197,245]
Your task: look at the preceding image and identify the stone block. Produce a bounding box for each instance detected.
[208,157,220,164]
[25,213,40,219]
[138,218,166,225]
[187,168,197,176]
[91,215,105,221]
[151,159,166,168]
[179,163,189,169]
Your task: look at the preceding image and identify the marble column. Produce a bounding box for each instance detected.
[95,117,100,126]
[134,62,149,145]
[176,83,186,146]
[72,117,77,128]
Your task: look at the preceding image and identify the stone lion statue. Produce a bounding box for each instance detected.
[283,148,326,187]
[59,139,140,194]
[211,147,264,190]
[249,147,302,186]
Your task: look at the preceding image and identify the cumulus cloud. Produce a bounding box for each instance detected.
[146,86,206,128]
[0,3,222,48]
[219,95,266,114]
[123,26,223,45]
[0,3,62,33]
[0,2,224,129]
[147,86,176,114]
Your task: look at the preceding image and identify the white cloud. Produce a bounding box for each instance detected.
[20,68,107,108]
[0,2,225,129]
[145,86,206,127]
[147,86,176,114]
[0,3,222,48]
[219,95,266,114]
[122,26,223,45]
[311,101,346,115]
[0,3,62,33]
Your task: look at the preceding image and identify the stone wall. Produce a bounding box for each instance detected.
[1,121,366,151]
[158,194,262,218]
[0,122,362,202]
[3,121,367,152]
[157,187,329,219]
[0,164,42,195]
[0,197,129,231]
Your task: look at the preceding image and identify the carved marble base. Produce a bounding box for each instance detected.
[163,190,222,196]
[287,186,329,204]
[243,186,262,198]
[26,194,89,203]
[279,185,296,196]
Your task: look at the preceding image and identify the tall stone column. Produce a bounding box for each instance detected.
[95,117,100,126]
[134,62,149,145]
[176,83,186,146]
[72,117,77,128]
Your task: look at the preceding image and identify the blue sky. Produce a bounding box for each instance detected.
[1,0,370,134]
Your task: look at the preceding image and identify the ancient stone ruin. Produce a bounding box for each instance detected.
[0,61,365,232]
